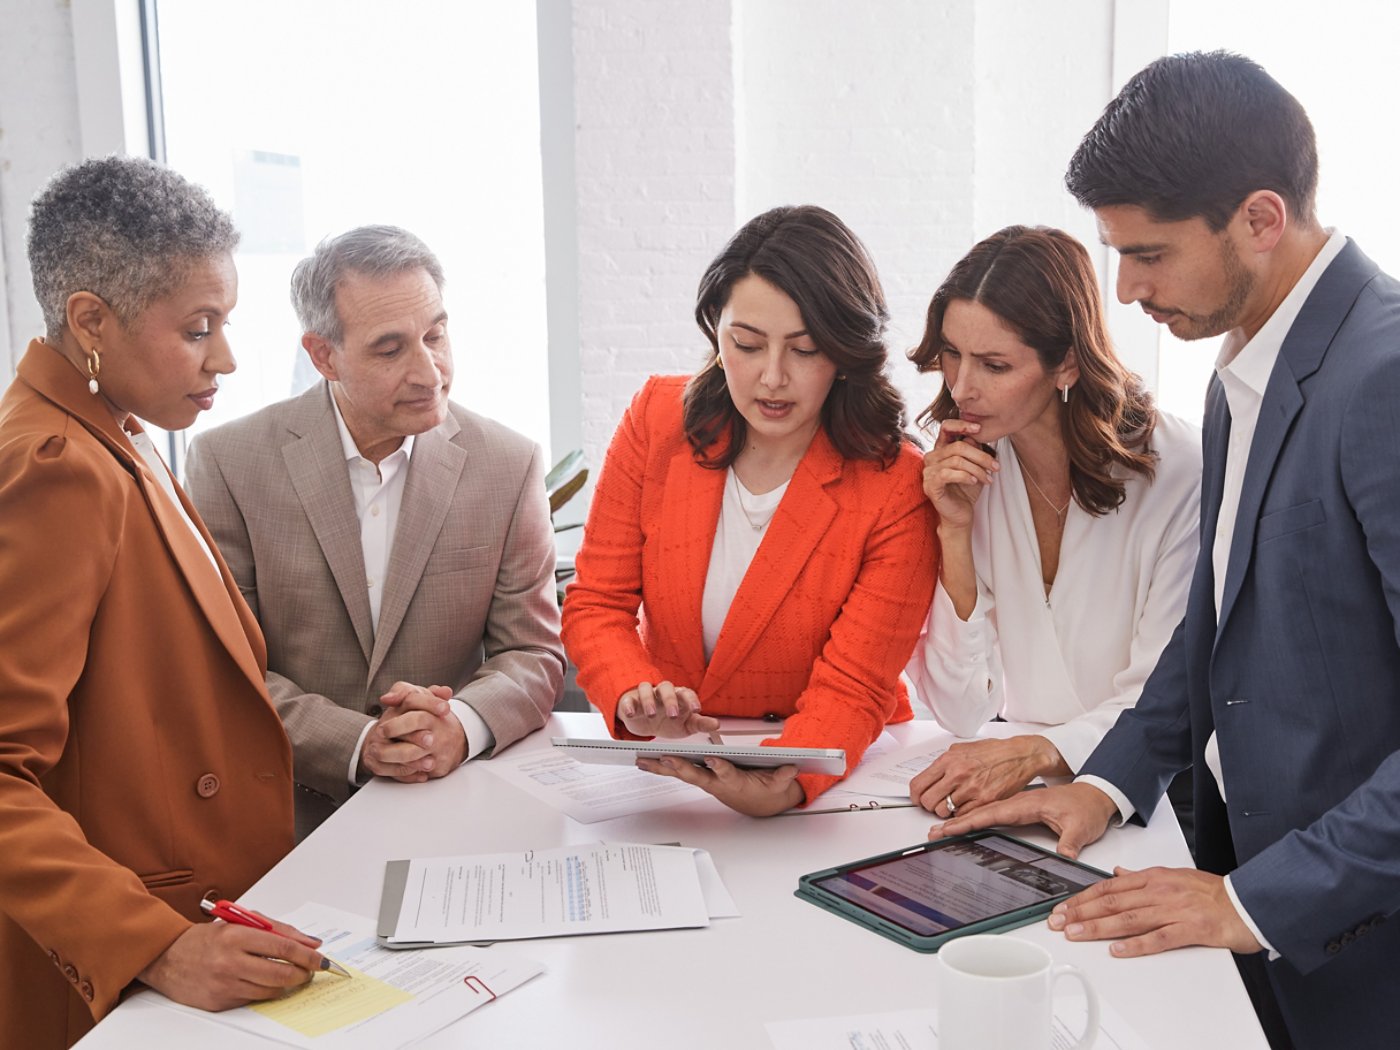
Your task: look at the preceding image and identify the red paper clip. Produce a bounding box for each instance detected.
[463,975,497,1001]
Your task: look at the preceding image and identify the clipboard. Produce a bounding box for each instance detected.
[551,737,847,776]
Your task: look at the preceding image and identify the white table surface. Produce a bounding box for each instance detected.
[79,712,1269,1049]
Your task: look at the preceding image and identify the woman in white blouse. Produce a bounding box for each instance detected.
[904,225,1201,819]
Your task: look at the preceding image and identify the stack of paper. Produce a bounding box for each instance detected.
[379,843,739,947]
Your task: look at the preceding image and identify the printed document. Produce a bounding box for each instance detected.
[383,843,726,945]
[151,903,543,1048]
[481,748,713,823]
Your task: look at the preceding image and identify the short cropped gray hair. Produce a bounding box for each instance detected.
[27,155,239,341]
[289,225,445,346]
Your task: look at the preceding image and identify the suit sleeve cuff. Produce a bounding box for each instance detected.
[1074,774,1135,825]
[1224,874,1280,959]
[450,698,496,761]
[348,719,376,786]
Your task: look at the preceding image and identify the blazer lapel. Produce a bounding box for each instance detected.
[701,429,842,698]
[654,444,727,677]
[15,343,270,696]
[282,386,375,662]
[368,415,465,679]
[131,441,269,694]
[1216,241,1373,636]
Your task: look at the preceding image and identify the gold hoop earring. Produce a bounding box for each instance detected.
[86,347,101,396]
[715,356,725,371]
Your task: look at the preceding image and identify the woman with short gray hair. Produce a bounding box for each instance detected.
[0,155,326,1049]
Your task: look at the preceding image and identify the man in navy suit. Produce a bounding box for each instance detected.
[936,51,1400,1049]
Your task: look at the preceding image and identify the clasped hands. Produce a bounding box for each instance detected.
[619,681,804,816]
[358,681,467,783]
[931,782,1263,958]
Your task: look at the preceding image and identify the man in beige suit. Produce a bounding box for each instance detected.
[187,225,564,834]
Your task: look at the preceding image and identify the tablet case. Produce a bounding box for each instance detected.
[794,830,1110,953]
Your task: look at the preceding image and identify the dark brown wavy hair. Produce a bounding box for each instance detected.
[684,205,906,468]
[908,225,1157,515]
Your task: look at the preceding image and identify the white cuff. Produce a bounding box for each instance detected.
[349,718,376,786]
[928,581,992,662]
[1074,774,1135,825]
[1224,875,1280,960]
[449,698,495,762]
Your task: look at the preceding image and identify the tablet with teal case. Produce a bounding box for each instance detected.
[795,830,1111,953]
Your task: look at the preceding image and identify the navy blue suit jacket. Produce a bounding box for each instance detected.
[1081,239,1400,1049]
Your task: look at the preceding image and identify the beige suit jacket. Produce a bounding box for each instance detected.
[186,382,563,832]
[0,341,294,1048]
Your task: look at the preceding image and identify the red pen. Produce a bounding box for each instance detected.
[200,898,352,978]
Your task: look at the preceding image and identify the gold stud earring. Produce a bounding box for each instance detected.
[86,347,101,396]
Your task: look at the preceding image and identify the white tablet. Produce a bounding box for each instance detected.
[551,737,847,776]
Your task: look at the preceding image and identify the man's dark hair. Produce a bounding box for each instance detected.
[1066,50,1318,231]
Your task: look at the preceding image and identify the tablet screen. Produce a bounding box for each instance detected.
[810,833,1106,936]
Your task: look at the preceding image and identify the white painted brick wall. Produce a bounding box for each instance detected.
[735,0,979,428]
[571,0,1122,464]
[0,0,83,378]
[572,0,738,472]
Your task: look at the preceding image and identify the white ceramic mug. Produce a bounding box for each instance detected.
[936,935,1100,1050]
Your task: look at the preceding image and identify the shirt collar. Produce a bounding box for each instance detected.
[327,384,415,466]
[1215,227,1347,399]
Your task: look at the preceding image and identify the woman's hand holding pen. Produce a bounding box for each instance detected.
[617,681,720,739]
[922,418,998,532]
[137,914,328,1011]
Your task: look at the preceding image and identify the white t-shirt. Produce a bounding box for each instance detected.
[701,469,789,660]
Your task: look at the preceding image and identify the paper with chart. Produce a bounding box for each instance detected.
[151,903,543,1049]
[765,997,1149,1049]
[482,747,713,823]
[383,843,725,945]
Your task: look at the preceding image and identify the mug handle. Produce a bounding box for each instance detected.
[1051,964,1100,1050]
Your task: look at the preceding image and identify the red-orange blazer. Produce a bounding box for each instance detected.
[562,376,938,800]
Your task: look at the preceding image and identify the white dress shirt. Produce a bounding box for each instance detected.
[908,412,1201,772]
[1082,228,1347,958]
[701,470,788,660]
[330,391,494,784]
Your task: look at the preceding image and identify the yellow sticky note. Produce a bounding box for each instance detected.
[250,965,412,1038]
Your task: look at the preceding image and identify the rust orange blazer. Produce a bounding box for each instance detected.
[562,375,938,800]
[0,342,295,1048]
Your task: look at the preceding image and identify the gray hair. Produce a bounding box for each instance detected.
[27,155,239,341]
[289,225,445,346]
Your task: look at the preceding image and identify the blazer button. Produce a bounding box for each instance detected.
[80,980,94,1002]
[49,950,61,967]
[196,773,221,798]
[1325,940,1342,955]
[63,964,78,983]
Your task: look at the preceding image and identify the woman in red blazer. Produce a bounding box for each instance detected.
[562,206,938,815]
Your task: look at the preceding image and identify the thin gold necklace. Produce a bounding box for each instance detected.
[1021,462,1070,523]
[731,470,777,532]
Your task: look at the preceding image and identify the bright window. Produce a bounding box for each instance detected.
[154,0,551,457]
